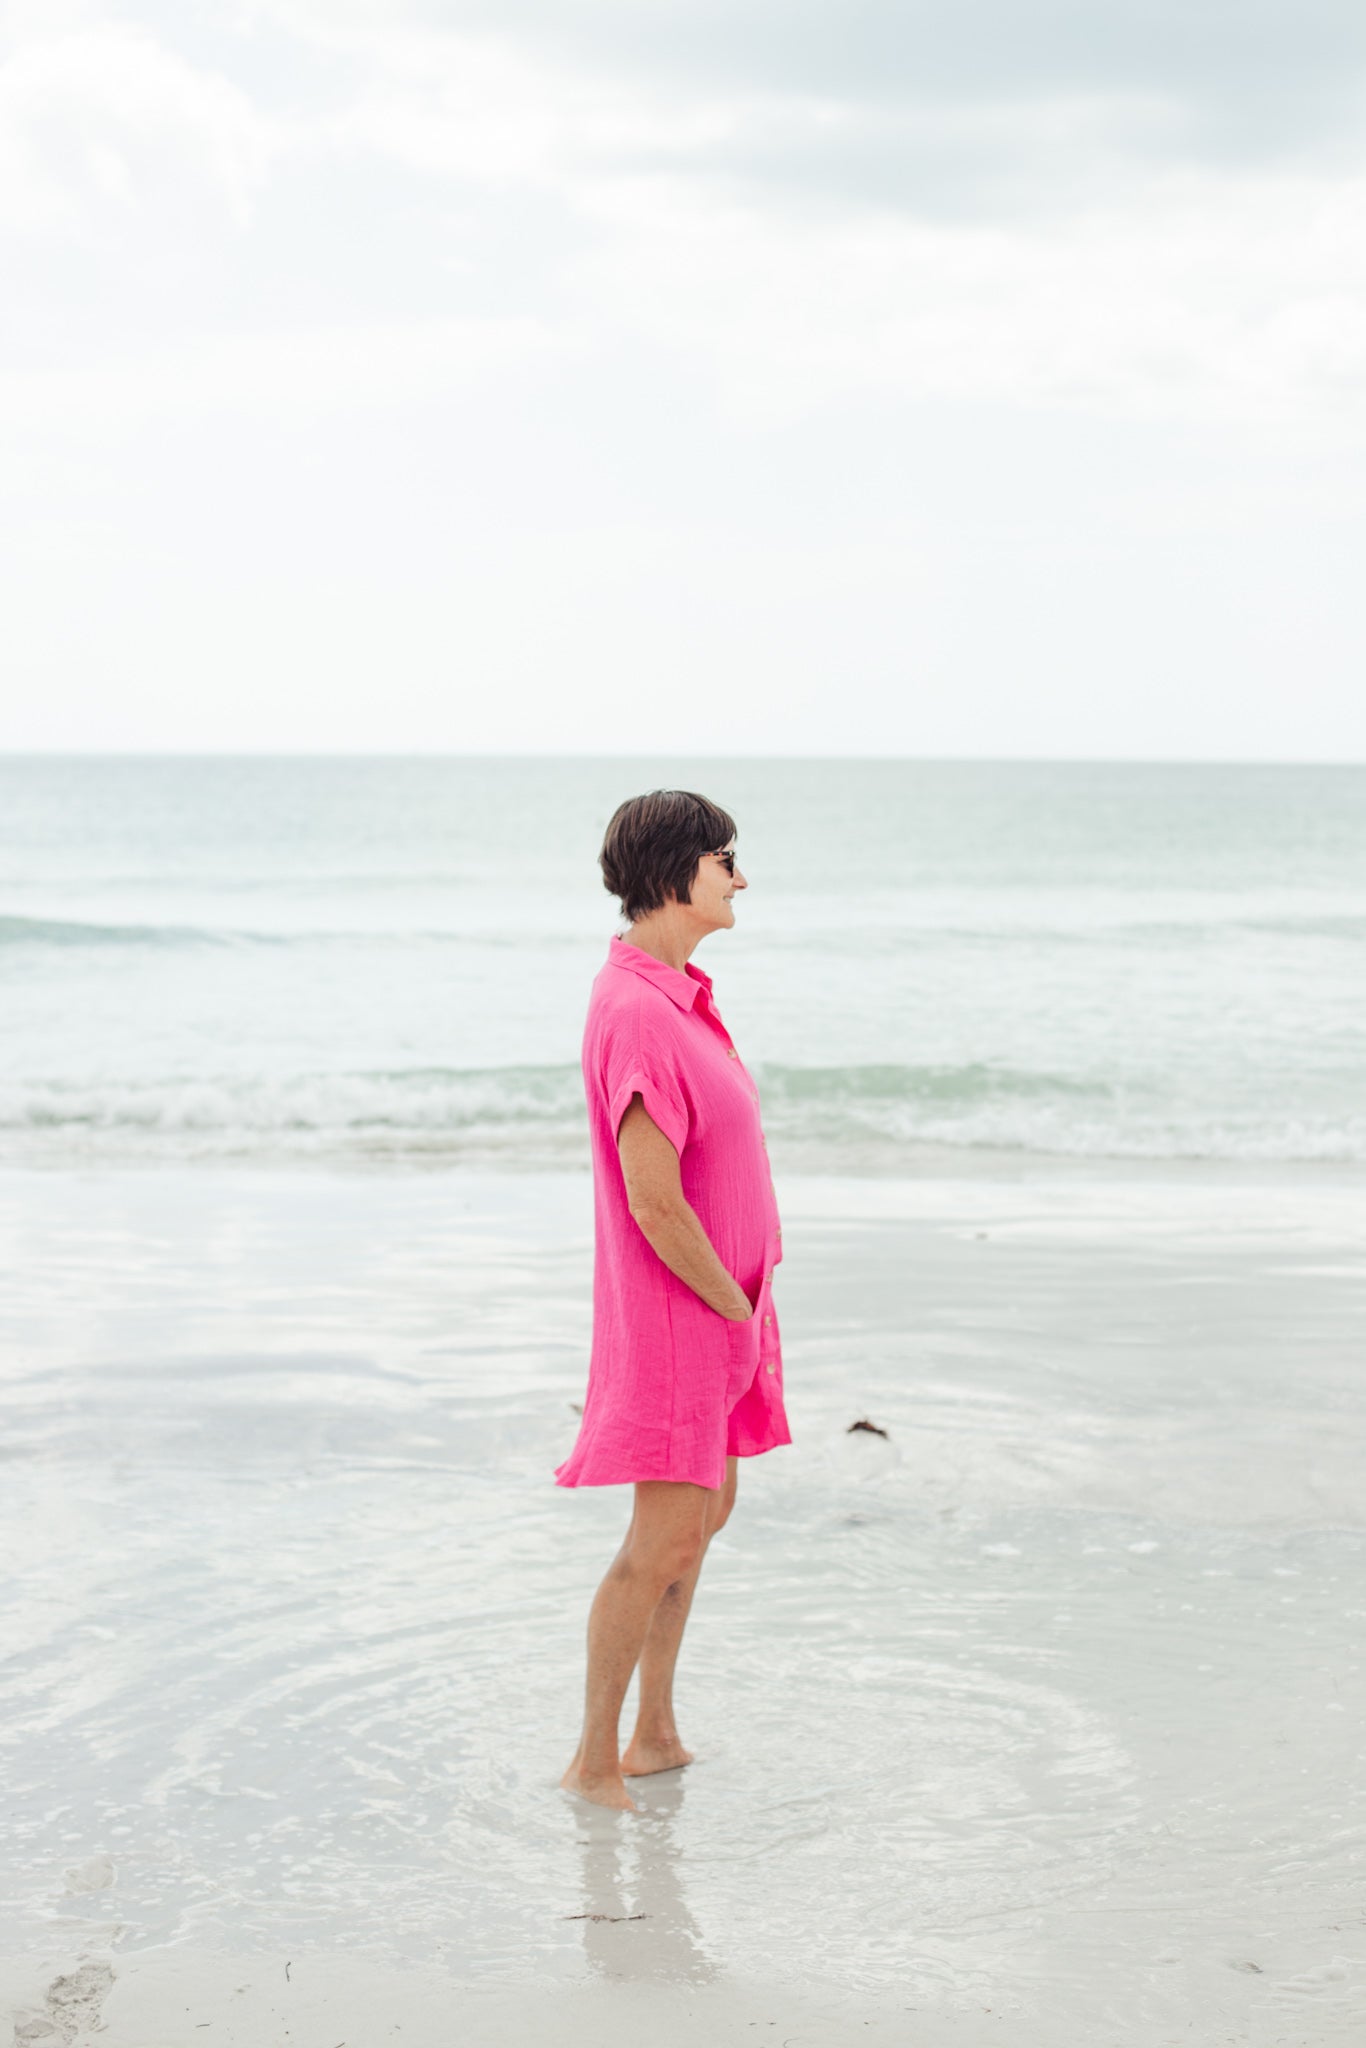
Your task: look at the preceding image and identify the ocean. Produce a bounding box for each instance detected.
[2,754,1363,1171]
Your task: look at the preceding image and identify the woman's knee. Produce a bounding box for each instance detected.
[640,1539,703,1592]
[621,1523,704,1589]
[626,1483,710,1581]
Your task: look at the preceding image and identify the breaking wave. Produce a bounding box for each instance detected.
[2,1061,1360,1167]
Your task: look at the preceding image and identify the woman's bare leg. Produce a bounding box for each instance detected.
[622,1457,737,1778]
[560,1479,714,1811]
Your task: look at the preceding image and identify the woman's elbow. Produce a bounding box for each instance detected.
[627,1191,675,1235]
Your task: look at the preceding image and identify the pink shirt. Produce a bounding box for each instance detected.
[554,937,791,1491]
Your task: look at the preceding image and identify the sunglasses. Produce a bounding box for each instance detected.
[710,847,736,875]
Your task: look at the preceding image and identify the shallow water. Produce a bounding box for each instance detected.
[3,1167,1363,2038]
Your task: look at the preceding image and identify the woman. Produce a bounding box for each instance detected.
[557,789,791,1810]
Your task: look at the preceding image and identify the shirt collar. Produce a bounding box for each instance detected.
[607,936,713,1012]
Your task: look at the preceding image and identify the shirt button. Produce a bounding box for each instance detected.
[726,1048,738,1058]
[764,1272,772,1283]
[765,1363,776,1374]
[763,1313,772,1326]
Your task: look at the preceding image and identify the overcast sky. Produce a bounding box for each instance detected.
[3,0,1364,758]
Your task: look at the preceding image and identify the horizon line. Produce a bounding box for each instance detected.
[1,749,1363,769]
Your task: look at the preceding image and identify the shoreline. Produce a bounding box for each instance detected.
[3,1140,1362,1185]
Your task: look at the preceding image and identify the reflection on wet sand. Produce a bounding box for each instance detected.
[571,1776,715,1984]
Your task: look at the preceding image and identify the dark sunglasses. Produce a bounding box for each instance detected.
[710,847,736,875]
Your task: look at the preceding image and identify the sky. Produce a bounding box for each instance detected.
[2,0,1364,759]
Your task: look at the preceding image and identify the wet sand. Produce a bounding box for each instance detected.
[1,1165,1363,2045]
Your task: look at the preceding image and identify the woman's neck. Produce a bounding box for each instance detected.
[624,910,698,974]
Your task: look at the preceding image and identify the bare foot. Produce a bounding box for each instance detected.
[620,1735,695,1777]
[560,1759,637,1810]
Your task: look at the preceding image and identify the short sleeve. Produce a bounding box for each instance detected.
[597,1003,691,1159]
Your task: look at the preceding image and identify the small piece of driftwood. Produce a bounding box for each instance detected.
[847,1418,889,1439]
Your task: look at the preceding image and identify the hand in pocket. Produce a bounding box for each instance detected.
[724,1279,767,1405]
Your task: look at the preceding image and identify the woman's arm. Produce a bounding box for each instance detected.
[617,1094,753,1321]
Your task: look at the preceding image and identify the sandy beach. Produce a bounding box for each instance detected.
[2,1162,1363,2045]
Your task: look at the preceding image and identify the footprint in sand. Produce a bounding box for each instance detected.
[62,1856,115,1895]
[13,1960,115,2046]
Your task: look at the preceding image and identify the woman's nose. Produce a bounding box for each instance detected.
[732,868,748,889]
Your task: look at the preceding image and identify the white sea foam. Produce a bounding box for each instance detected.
[2,1065,1362,1167]
[1,1063,1361,1164]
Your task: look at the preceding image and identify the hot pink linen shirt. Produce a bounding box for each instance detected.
[555,937,791,1491]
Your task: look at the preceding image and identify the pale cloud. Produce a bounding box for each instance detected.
[566,165,1366,430]
[0,17,272,236]
[250,7,780,196]
[0,312,561,444]
[254,0,1366,171]
[4,2,1362,433]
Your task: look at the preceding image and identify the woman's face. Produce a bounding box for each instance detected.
[687,840,748,932]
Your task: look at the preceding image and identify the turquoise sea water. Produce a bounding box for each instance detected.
[1,755,1362,1168]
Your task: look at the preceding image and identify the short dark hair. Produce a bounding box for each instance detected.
[599,789,737,924]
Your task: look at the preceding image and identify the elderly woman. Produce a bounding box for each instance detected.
[557,789,791,1810]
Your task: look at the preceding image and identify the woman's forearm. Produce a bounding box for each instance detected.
[629,1195,753,1320]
